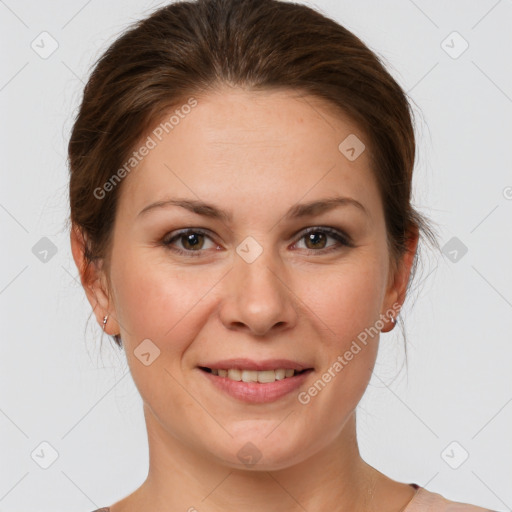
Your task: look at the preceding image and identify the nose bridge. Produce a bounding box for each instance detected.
[219,236,297,335]
[237,244,280,296]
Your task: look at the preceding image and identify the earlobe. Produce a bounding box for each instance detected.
[381,226,420,333]
[396,226,420,305]
[70,225,119,333]
[70,225,103,301]
[380,313,397,333]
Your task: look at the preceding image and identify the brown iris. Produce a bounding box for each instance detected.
[304,231,328,250]
[180,232,205,250]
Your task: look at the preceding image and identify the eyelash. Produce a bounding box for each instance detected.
[161,226,353,257]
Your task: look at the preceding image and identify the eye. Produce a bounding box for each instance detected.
[162,228,219,256]
[292,227,353,253]
[161,226,353,258]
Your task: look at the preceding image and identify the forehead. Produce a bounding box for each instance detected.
[118,87,381,223]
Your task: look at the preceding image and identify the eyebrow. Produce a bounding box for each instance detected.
[136,196,368,222]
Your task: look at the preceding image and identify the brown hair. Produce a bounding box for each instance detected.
[68,0,439,352]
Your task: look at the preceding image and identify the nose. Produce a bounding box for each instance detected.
[218,246,298,337]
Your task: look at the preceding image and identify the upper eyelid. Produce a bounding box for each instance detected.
[165,226,351,248]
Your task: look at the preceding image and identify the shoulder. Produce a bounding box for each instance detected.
[89,508,110,512]
[407,487,496,511]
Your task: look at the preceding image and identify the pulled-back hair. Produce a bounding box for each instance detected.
[68,0,439,349]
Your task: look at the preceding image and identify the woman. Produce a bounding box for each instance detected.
[68,0,495,510]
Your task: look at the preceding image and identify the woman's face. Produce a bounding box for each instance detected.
[79,87,410,470]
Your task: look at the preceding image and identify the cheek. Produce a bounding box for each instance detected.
[292,253,386,410]
[299,254,387,343]
[108,250,217,425]
[110,247,201,344]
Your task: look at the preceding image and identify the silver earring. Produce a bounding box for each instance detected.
[102,315,108,331]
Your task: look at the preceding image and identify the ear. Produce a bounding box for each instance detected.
[70,224,120,336]
[380,225,419,332]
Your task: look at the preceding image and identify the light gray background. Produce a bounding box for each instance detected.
[1,0,511,510]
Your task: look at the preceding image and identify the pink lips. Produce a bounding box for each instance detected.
[198,358,311,372]
[197,358,314,404]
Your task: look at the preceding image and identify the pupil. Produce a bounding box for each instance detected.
[183,233,203,250]
[306,232,326,249]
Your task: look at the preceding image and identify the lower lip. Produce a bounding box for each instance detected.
[198,368,313,404]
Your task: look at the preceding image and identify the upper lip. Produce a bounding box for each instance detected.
[198,358,313,372]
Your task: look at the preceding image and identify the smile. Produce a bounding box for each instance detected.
[200,367,308,383]
[198,366,314,403]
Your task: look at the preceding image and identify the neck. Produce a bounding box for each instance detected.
[135,406,378,512]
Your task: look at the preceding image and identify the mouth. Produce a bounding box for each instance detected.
[196,359,314,403]
[198,366,312,383]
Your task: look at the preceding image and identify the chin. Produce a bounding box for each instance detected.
[207,431,309,472]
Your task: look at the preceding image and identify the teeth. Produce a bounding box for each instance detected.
[274,369,286,380]
[227,369,242,381]
[257,370,276,383]
[242,370,258,382]
[209,368,301,383]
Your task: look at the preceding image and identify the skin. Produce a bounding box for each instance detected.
[71,86,419,512]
